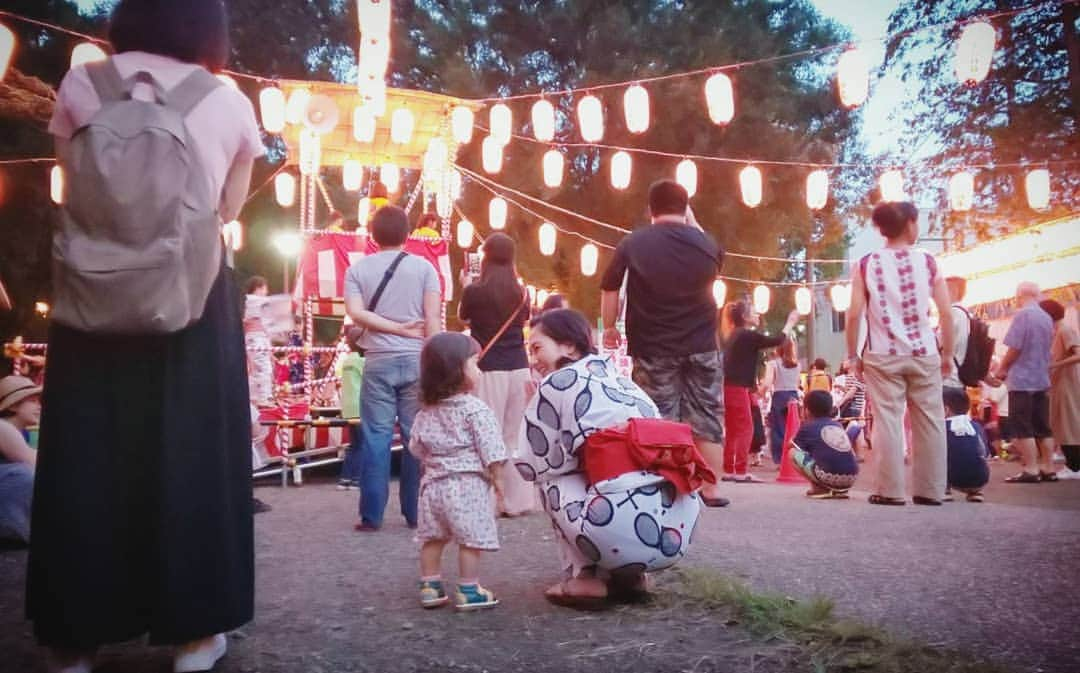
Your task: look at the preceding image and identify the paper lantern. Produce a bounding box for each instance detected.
[830,283,851,312]
[539,222,557,256]
[949,172,974,212]
[806,169,829,210]
[423,137,448,178]
[285,88,311,125]
[0,23,14,81]
[739,165,762,208]
[543,150,564,188]
[577,95,604,143]
[675,159,698,198]
[222,220,243,251]
[712,279,727,307]
[450,169,463,200]
[50,165,64,204]
[879,170,905,202]
[580,243,599,277]
[381,162,399,193]
[274,172,296,207]
[537,289,550,307]
[490,103,512,145]
[704,73,735,125]
[298,129,321,176]
[836,48,869,108]
[259,87,286,133]
[456,219,474,249]
[390,108,414,144]
[482,136,503,174]
[451,106,474,144]
[623,85,650,134]
[795,286,812,315]
[353,106,376,142]
[358,197,371,223]
[532,99,556,142]
[611,151,632,190]
[753,285,771,315]
[343,159,364,191]
[70,42,107,69]
[489,197,507,230]
[1025,169,1050,210]
[955,21,996,85]
[526,284,537,306]
[215,74,238,90]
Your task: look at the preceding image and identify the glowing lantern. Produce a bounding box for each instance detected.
[259,87,286,133]
[949,172,974,212]
[526,284,537,306]
[343,159,364,191]
[390,108,414,144]
[577,95,604,143]
[836,48,869,108]
[215,74,238,90]
[490,103,512,145]
[795,286,812,316]
[274,172,296,207]
[424,137,448,179]
[489,197,507,230]
[353,106,376,142]
[450,105,473,144]
[537,289,550,307]
[449,169,463,200]
[806,169,829,210]
[298,129,321,176]
[381,162,399,193]
[435,191,451,219]
[539,222,557,256]
[879,170,905,202]
[611,151,632,190]
[704,73,735,125]
[830,283,851,312]
[1026,169,1050,210]
[285,88,311,125]
[70,42,107,69]
[456,219,474,249]
[532,99,555,142]
[0,23,14,81]
[222,220,243,251]
[623,84,650,134]
[955,21,996,85]
[739,165,762,208]
[675,159,698,198]
[357,197,371,223]
[712,279,727,307]
[580,243,599,277]
[482,136,503,174]
[753,285,771,315]
[50,165,64,204]
[543,150,564,188]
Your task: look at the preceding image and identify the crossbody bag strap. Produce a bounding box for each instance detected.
[367,251,409,314]
[478,287,530,361]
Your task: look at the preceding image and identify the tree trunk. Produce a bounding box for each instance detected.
[1064,4,1080,121]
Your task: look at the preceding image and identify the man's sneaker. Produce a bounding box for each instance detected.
[419,580,449,609]
[455,583,499,611]
[1056,469,1080,480]
[336,479,357,491]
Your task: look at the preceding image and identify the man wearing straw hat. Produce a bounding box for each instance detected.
[0,375,40,544]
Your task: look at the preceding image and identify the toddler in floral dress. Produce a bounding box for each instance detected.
[410,332,507,611]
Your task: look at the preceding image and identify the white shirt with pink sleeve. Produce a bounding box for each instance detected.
[861,247,941,358]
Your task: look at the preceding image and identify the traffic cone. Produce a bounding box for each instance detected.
[776,399,807,484]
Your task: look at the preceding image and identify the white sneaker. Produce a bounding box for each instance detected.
[174,633,227,673]
[1056,468,1080,480]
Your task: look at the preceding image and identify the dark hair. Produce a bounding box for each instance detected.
[648,179,689,217]
[812,358,828,371]
[1039,299,1065,322]
[720,300,749,347]
[804,390,833,418]
[371,206,410,247]
[109,0,230,72]
[943,387,971,417]
[871,201,916,240]
[245,275,268,295]
[420,332,480,405]
[345,326,365,354]
[0,409,14,419]
[476,233,524,317]
[541,293,567,312]
[369,182,389,200]
[416,212,440,231]
[529,309,596,366]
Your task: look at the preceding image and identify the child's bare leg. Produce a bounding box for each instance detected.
[420,540,446,577]
[458,546,481,582]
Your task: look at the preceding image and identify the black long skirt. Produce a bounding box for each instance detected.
[26,264,254,649]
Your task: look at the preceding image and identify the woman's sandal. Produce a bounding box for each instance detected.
[544,581,611,612]
[868,494,906,506]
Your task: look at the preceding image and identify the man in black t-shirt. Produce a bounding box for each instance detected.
[600,180,728,506]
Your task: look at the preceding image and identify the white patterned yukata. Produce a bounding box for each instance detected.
[518,355,701,579]
[409,394,506,550]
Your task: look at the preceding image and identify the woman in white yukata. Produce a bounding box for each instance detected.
[519,309,702,609]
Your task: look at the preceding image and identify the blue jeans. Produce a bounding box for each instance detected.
[340,426,362,483]
[0,462,33,543]
[358,354,421,527]
[768,391,799,465]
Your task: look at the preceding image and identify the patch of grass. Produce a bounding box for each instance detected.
[656,568,1014,673]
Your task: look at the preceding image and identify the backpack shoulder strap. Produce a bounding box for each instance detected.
[85,58,126,103]
[167,67,223,117]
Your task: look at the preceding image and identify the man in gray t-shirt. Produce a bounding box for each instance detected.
[344,206,441,529]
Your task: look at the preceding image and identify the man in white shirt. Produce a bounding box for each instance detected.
[942,276,972,394]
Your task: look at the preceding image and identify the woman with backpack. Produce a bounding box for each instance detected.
[29,2,263,671]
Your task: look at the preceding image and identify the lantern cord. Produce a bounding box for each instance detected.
[242,162,289,207]
[0,10,108,44]
[0,157,53,165]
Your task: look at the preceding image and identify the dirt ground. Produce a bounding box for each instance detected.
[2,459,1079,673]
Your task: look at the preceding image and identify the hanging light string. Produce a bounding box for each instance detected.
[0,9,108,44]
[242,162,289,206]
[0,157,53,165]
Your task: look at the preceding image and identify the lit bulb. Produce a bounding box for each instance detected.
[1025,169,1050,210]
[830,283,851,312]
[543,149,564,188]
[712,279,727,307]
[795,286,812,316]
[836,48,869,108]
[390,108,414,144]
[623,85,650,134]
[806,169,829,210]
[739,165,762,208]
[286,88,311,125]
[215,74,239,90]
[0,23,14,81]
[879,170,906,202]
[50,165,64,204]
[955,21,996,85]
[358,197,371,223]
[704,73,735,125]
[70,42,107,69]
[539,222,557,256]
[577,95,604,143]
[490,103,512,145]
[949,172,974,212]
[753,285,771,315]
[611,151,632,190]
[451,106,473,143]
[676,159,697,198]
[456,219,474,249]
[532,99,555,142]
[580,244,598,277]
[381,162,399,193]
[482,136,503,174]
[489,198,507,230]
[259,87,287,133]
[343,159,364,191]
[275,173,296,207]
[223,220,244,251]
[353,106,376,142]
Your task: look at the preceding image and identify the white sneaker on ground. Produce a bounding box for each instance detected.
[1056,468,1080,480]
[174,633,227,673]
